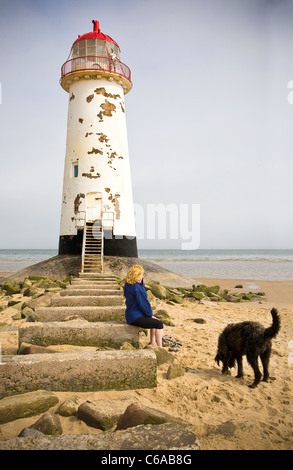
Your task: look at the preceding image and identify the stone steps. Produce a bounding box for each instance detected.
[60,288,121,296]
[79,273,116,279]
[0,350,157,398]
[0,273,158,397]
[70,280,119,286]
[51,295,124,307]
[34,306,125,322]
[19,321,140,349]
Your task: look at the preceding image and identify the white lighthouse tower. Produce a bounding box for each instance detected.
[59,20,137,271]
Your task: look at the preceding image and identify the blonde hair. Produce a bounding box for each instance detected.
[126,265,144,284]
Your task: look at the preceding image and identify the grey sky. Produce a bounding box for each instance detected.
[0,0,293,249]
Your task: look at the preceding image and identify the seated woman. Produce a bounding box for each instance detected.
[124,264,164,347]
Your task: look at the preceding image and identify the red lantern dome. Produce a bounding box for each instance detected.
[73,20,120,50]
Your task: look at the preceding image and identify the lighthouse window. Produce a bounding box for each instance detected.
[73,164,78,178]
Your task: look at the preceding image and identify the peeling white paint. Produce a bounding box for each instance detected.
[59,77,136,238]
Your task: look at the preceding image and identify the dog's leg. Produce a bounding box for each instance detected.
[247,353,262,388]
[235,356,244,378]
[260,348,271,383]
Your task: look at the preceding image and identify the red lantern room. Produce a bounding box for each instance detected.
[60,20,132,94]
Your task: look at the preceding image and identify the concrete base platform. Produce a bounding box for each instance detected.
[0,350,157,398]
[51,295,124,307]
[18,321,139,349]
[34,306,125,322]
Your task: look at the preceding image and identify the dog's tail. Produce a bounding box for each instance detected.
[264,308,280,339]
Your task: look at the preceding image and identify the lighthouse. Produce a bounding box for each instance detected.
[59,20,137,271]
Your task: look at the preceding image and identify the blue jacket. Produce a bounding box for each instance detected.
[124,281,153,324]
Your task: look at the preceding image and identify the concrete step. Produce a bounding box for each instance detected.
[0,349,157,398]
[18,322,139,349]
[60,288,121,296]
[34,306,125,322]
[79,273,116,279]
[51,295,124,307]
[70,279,119,286]
[68,284,120,290]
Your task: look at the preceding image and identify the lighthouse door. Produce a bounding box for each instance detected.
[86,192,102,222]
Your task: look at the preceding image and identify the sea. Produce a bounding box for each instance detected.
[0,248,293,282]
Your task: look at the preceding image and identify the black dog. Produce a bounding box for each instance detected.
[215,308,280,388]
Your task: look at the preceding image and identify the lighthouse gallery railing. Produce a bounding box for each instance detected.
[61,56,131,82]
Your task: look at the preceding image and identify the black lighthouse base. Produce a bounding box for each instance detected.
[58,233,138,258]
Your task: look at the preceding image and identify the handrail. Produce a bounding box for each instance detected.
[61,55,131,83]
[81,216,87,273]
[75,210,86,229]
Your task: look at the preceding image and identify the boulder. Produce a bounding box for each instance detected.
[22,278,33,289]
[23,286,45,298]
[187,292,205,300]
[18,428,44,438]
[115,402,183,430]
[155,309,175,327]
[145,345,174,365]
[55,396,81,417]
[22,293,52,311]
[2,281,21,295]
[148,283,168,300]
[77,399,130,431]
[146,290,156,302]
[167,294,184,304]
[0,390,59,424]
[166,363,186,380]
[29,412,62,436]
[21,307,34,318]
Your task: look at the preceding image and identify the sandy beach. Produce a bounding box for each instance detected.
[0,273,292,450]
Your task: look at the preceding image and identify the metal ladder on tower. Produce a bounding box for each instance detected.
[81,220,103,273]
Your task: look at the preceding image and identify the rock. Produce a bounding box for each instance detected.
[187,292,205,300]
[167,294,184,304]
[145,345,175,365]
[120,342,136,350]
[155,309,169,319]
[22,293,52,310]
[148,283,168,300]
[18,428,44,437]
[55,396,81,417]
[12,310,22,320]
[29,412,62,436]
[0,391,59,424]
[2,281,21,295]
[116,402,183,431]
[7,299,23,308]
[166,363,186,380]
[146,290,156,302]
[22,278,33,289]
[193,318,207,324]
[223,293,238,302]
[23,286,45,298]
[77,399,130,431]
[0,423,201,450]
[235,284,243,289]
[155,309,175,326]
[21,306,34,318]
[18,342,57,355]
